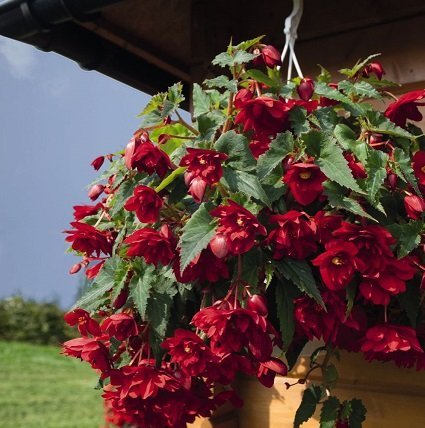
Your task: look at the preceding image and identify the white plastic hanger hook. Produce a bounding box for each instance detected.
[280,0,304,81]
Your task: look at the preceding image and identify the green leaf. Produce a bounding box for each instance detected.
[334,124,368,163]
[257,132,294,180]
[212,51,258,68]
[294,385,322,428]
[204,75,238,92]
[365,111,416,141]
[323,363,339,389]
[196,112,225,141]
[178,203,216,272]
[215,130,256,171]
[245,69,276,87]
[110,179,137,217]
[129,264,156,318]
[192,83,211,117]
[162,82,185,118]
[323,181,377,222]
[386,221,423,258]
[348,399,367,428]
[397,282,420,327]
[317,138,364,193]
[339,53,381,78]
[314,82,352,104]
[73,257,120,311]
[223,168,271,207]
[316,65,332,83]
[338,80,381,100]
[392,148,421,196]
[275,280,296,348]
[312,108,339,132]
[320,396,341,428]
[365,149,388,204]
[290,107,310,136]
[274,259,324,307]
[234,35,264,51]
[155,166,186,193]
[240,248,263,288]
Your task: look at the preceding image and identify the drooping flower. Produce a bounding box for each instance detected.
[385,89,425,127]
[266,211,317,259]
[313,211,342,244]
[64,308,101,337]
[361,62,385,80]
[124,133,172,178]
[412,151,425,187]
[184,172,208,203]
[344,153,367,179]
[312,240,364,290]
[253,45,281,68]
[297,77,314,101]
[283,162,326,205]
[404,194,425,220]
[256,358,287,388]
[210,200,267,255]
[124,225,175,266]
[101,313,138,341]
[62,337,110,371]
[249,134,271,159]
[91,155,105,171]
[234,96,293,136]
[64,222,113,257]
[85,260,105,279]
[73,203,102,220]
[124,185,163,223]
[88,184,105,201]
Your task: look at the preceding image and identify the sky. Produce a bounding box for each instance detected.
[0,36,150,308]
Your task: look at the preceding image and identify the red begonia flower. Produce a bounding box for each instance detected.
[180,148,228,185]
[211,200,267,255]
[362,62,385,80]
[85,260,105,279]
[249,134,271,159]
[88,184,105,201]
[73,203,102,220]
[91,155,105,171]
[404,194,425,220]
[266,210,317,260]
[297,77,314,101]
[62,337,110,372]
[385,89,425,127]
[101,313,138,341]
[313,211,342,244]
[413,151,425,187]
[283,162,326,205]
[64,221,113,257]
[124,185,163,223]
[257,357,287,388]
[184,172,208,203]
[344,153,367,179]
[253,45,281,68]
[64,308,101,337]
[312,240,364,290]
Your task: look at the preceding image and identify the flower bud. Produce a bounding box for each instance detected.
[369,133,383,145]
[282,155,294,172]
[91,156,105,171]
[210,234,229,258]
[253,45,281,68]
[387,172,397,190]
[247,294,268,316]
[113,286,129,309]
[106,153,113,162]
[188,176,207,203]
[404,194,425,220]
[158,134,170,145]
[297,78,314,101]
[69,263,81,274]
[362,62,385,80]
[88,184,105,201]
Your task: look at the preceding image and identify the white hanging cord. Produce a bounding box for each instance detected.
[280,0,304,80]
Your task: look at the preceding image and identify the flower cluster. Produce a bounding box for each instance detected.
[63,39,425,427]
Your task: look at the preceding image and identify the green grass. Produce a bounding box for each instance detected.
[0,341,104,428]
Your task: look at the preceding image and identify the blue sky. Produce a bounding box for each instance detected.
[0,36,150,308]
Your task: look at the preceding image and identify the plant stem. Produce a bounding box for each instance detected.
[176,111,200,136]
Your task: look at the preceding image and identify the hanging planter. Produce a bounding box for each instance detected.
[62,34,425,428]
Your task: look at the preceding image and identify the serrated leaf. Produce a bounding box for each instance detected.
[274,259,324,307]
[204,75,238,92]
[348,399,367,428]
[338,80,381,100]
[223,168,271,207]
[323,363,339,389]
[245,69,276,87]
[192,83,211,117]
[317,64,332,83]
[314,82,353,104]
[323,181,377,222]
[290,107,310,136]
[393,148,421,196]
[294,385,322,428]
[196,112,225,141]
[215,130,256,171]
[212,51,258,68]
[129,264,156,318]
[275,280,296,347]
[339,54,381,78]
[73,257,120,311]
[386,221,423,258]
[257,132,294,180]
[234,35,264,51]
[313,107,339,132]
[320,396,341,428]
[240,248,263,288]
[365,149,388,204]
[317,138,364,193]
[178,203,216,272]
[334,124,368,163]
[366,111,416,141]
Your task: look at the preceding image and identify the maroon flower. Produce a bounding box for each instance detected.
[161,329,215,376]
[101,313,138,341]
[361,62,385,80]
[283,162,326,205]
[124,185,163,223]
[234,96,293,136]
[64,222,113,257]
[344,153,367,179]
[266,211,317,259]
[209,234,229,259]
[312,240,364,290]
[253,45,281,68]
[180,148,228,185]
[73,203,102,220]
[62,337,110,371]
[124,134,172,178]
[313,211,342,244]
[88,184,105,201]
[210,200,267,255]
[413,151,425,187]
[385,89,425,127]
[91,155,105,170]
[249,134,271,159]
[184,172,208,203]
[332,222,395,275]
[297,78,314,101]
[124,225,175,266]
[85,261,104,279]
[404,194,425,220]
[256,358,287,388]
[361,324,423,356]
[64,308,101,337]
[234,88,254,108]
